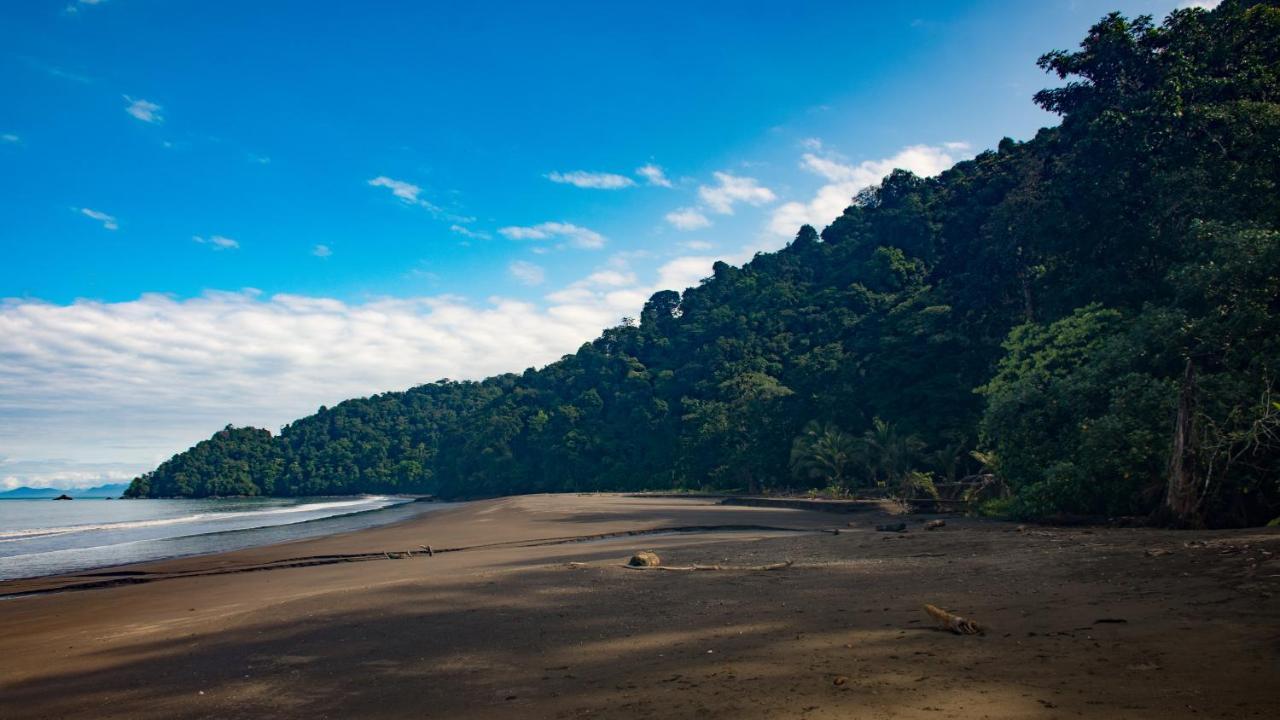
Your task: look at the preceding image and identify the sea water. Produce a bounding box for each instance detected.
[0,495,447,581]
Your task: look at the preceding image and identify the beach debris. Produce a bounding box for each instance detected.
[566,561,588,568]
[833,675,849,686]
[419,544,435,557]
[1144,548,1172,558]
[876,522,908,533]
[923,603,984,635]
[623,560,794,572]
[629,550,663,567]
[925,519,946,530]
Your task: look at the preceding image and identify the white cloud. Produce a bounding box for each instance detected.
[1176,0,1219,9]
[78,207,117,230]
[0,212,791,488]
[698,172,776,214]
[123,96,163,123]
[680,240,713,251]
[1,133,19,144]
[368,175,436,208]
[768,143,971,236]
[508,260,547,286]
[449,224,490,240]
[194,235,240,250]
[546,170,636,189]
[582,269,636,288]
[665,207,711,231]
[2,460,136,492]
[636,164,673,188]
[312,244,332,258]
[0,287,653,487]
[367,176,476,226]
[498,221,606,250]
[655,255,718,292]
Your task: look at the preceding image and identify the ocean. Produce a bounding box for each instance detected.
[0,495,449,581]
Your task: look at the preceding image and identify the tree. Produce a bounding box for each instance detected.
[790,422,858,491]
[859,418,925,488]
[125,2,1280,527]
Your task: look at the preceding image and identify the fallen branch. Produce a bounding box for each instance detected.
[923,603,984,635]
[622,560,794,572]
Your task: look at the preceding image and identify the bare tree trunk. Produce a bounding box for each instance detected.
[1018,267,1036,324]
[1163,359,1203,527]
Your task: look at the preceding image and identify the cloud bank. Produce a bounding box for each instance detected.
[0,286,649,488]
[768,143,970,236]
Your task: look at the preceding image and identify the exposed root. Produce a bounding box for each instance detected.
[923,603,983,635]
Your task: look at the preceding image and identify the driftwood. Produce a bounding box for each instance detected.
[419,544,434,557]
[923,603,983,635]
[622,560,793,572]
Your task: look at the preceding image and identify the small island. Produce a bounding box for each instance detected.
[52,494,73,501]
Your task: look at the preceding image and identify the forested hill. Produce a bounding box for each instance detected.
[127,2,1280,528]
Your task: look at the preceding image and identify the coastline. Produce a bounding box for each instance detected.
[1,494,1276,719]
[0,495,446,583]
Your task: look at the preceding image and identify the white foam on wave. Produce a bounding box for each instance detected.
[0,496,397,542]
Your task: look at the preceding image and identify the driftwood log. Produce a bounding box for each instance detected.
[923,603,983,634]
[622,560,793,572]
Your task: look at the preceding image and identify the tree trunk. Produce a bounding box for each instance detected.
[1163,359,1203,527]
[1018,269,1036,324]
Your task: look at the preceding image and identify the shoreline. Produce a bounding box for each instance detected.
[0,493,880,590]
[0,495,448,585]
[1,493,1276,719]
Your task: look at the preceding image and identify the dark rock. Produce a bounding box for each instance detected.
[629,551,662,567]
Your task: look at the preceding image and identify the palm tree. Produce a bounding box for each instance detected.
[859,417,925,487]
[929,438,968,485]
[790,421,858,492]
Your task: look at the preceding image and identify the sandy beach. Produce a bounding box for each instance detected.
[1,494,1277,719]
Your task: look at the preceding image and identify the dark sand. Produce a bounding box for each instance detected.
[0,494,1276,719]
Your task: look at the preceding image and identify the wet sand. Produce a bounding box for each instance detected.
[0,494,1276,719]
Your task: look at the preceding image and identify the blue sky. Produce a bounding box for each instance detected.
[0,0,1211,488]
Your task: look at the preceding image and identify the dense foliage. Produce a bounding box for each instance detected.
[127,2,1280,527]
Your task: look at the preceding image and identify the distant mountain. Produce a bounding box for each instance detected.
[0,483,130,499]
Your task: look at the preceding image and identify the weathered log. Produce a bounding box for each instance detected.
[923,603,983,635]
[622,560,793,572]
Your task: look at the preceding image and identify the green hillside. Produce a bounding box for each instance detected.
[127,2,1280,528]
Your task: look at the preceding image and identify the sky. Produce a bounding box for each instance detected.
[0,0,1218,489]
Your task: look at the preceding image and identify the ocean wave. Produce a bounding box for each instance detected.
[0,496,397,542]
